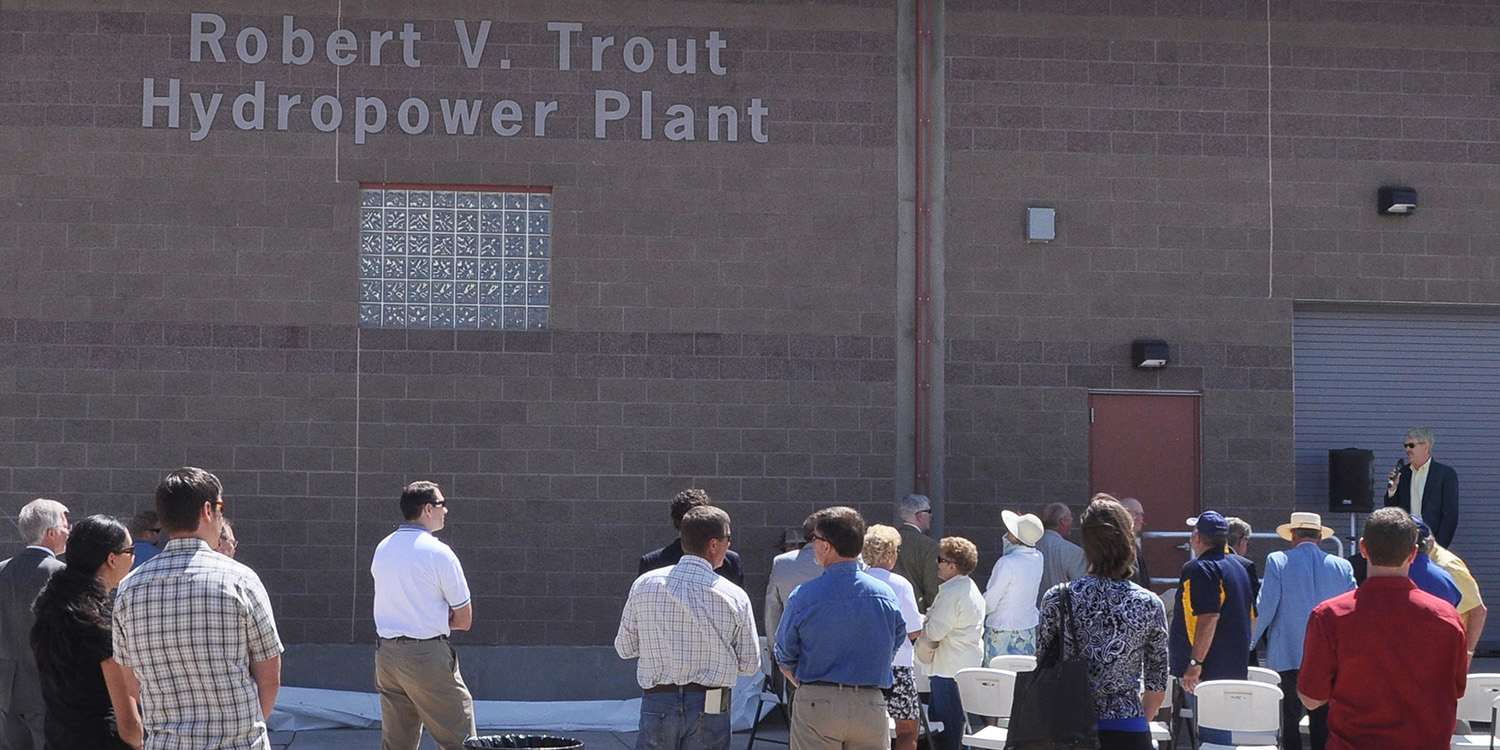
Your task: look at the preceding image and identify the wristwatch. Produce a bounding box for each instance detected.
[1187,658,1203,668]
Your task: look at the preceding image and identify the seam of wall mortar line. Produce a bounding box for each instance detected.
[1265,0,1275,300]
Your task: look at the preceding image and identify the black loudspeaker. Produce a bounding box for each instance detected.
[1328,448,1374,513]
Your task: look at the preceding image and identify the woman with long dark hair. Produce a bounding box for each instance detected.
[1036,496,1169,750]
[31,514,143,750]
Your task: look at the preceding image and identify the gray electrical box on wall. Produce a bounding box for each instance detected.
[1027,207,1055,242]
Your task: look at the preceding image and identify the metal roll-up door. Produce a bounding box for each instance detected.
[1294,307,1500,648]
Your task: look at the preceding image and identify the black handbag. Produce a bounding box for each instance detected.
[1003,584,1100,750]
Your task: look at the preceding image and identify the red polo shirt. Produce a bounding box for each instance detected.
[1299,575,1467,750]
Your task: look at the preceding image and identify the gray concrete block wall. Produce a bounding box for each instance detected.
[938,0,1500,566]
[7,0,1500,659]
[1,0,901,649]
[0,318,899,645]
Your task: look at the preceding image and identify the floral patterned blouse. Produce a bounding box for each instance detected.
[1036,576,1169,721]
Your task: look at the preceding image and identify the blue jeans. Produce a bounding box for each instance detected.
[635,691,731,750]
[928,676,965,750]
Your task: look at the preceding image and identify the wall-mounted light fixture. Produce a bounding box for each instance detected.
[1026,207,1055,242]
[1377,186,1417,216]
[1131,339,1169,369]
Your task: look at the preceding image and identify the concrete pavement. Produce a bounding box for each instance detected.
[267,656,1500,749]
[270,727,786,750]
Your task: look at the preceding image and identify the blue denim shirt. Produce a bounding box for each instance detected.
[774,561,906,687]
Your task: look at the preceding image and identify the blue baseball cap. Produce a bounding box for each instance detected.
[1186,510,1228,535]
[1413,515,1432,542]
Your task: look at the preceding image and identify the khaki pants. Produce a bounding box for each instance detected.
[789,683,891,750]
[375,637,477,750]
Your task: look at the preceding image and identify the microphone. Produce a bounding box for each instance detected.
[1387,459,1407,489]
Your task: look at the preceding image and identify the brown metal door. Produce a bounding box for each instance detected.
[1088,392,1201,589]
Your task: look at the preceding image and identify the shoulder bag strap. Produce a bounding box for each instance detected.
[1058,583,1075,660]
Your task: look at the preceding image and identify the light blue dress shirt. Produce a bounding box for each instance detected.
[1250,542,1357,672]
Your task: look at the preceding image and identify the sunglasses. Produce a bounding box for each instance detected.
[116,547,136,556]
[937,556,951,564]
[811,533,830,544]
[1404,442,1423,449]
[429,500,447,507]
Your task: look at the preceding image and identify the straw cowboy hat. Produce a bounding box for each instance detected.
[1002,510,1046,547]
[1276,511,1335,541]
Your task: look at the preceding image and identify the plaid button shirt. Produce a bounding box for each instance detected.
[615,555,760,689]
[114,537,284,750]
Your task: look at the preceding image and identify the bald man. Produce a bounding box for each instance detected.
[1035,502,1086,605]
[1118,498,1151,589]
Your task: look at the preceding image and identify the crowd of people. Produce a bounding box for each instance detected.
[0,471,283,750]
[0,469,473,750]
[618,429,1482,750]
[0,428,1477,750]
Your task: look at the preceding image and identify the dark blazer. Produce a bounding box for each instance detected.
[893,524,941,612]
[1229,552,1262,614]
[1386,459,1459,547]
[1133,537,1153,589]
[1229,552,1262,666]
[0,548,64,714]
[638,538,745,587]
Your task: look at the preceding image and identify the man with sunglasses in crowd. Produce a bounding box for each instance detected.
[371,481,476,750]
[114,468,283,750]
[127,509,162,570]
[893,494,941,612]
[776,506,907,750]
[1385,428,1459,547]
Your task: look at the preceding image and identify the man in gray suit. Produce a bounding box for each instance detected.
[765,513,824,700]
[0,498,69,750]
[766,514,823,654]
[893,494,941,612]
[1035,501,1086,605]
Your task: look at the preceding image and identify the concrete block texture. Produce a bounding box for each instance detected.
[5,0,1500,654]
[0,321,898,644]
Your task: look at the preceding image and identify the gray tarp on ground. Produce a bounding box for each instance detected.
[269,672,766,733]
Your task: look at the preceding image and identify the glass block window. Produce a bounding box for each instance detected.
[359,186,551,330]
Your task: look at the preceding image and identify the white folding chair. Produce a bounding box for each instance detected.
[953,667,1016,749]
[1451,674,1500,748]
[978,655,1032,728]
[1193,679,1282,750]
[1246,667,1280,686]
[987,654,1037,672]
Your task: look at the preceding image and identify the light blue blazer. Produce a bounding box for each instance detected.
[1251,542,1357,672]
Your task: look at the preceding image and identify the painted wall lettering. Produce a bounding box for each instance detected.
[142,14,773,145]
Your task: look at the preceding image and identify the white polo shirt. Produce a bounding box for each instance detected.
[371,524,472,639]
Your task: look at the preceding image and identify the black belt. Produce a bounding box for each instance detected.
[644,682,712,694]
[381,634,447,642]
[802,681,879,690]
